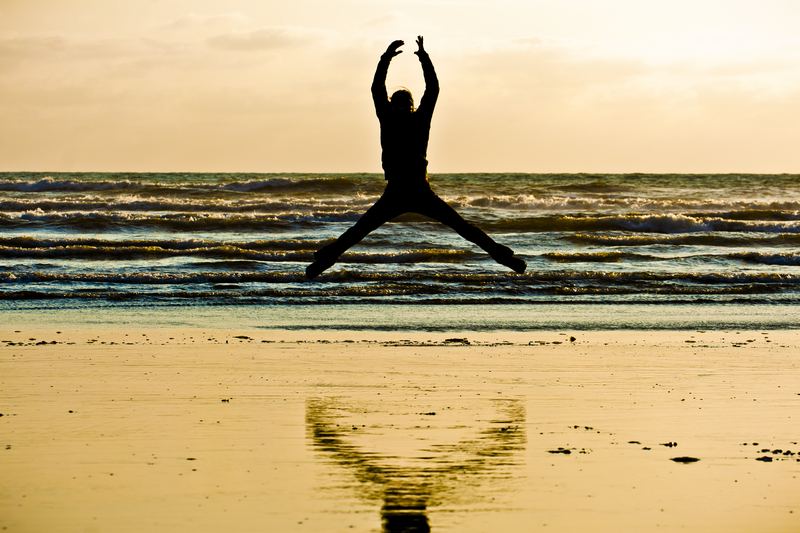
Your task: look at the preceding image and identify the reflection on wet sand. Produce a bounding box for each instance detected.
[307,397,526,532]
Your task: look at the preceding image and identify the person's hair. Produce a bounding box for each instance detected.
[390,88,414,110]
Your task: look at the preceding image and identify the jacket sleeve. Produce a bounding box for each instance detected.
[371,54,392,117]
[415,51,439,117]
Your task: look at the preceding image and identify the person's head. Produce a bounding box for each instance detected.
[390,89,414,113]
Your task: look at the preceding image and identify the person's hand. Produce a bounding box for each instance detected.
[384,40,404,58]
[414,36,425,55]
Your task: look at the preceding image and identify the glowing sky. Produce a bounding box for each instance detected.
[2,0,799,172]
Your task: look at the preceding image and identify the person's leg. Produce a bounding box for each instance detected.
[412,189,526,273]
[307,189,406,279]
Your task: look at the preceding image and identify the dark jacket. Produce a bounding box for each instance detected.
[371,51,440,182]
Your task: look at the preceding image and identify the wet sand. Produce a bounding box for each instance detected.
[1,328,799,532]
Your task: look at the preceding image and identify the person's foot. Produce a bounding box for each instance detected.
[489,244,526,274]
[306,255,337,280]
[494,253,527,274]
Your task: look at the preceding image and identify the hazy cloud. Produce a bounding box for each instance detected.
[206,26,333,52]
[362,12,415,29]
[455,33,800,102]
[0,33,154,74]
[167,12,249,30]
[0,34,67,58]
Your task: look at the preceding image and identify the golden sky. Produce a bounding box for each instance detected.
[1,0,799,173]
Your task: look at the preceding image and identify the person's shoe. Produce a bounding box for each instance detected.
[306,256,337,280]
[494,253,527,274]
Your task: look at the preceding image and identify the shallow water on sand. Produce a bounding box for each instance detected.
[5,301,800,332]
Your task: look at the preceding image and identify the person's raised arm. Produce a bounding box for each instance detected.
[414,36,439,115]
[372,40,404,112]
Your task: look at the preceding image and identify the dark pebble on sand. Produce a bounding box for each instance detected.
[670,457,700,463]
[756,456,773,462]
[548,448,572,454]
[661,442,678,447]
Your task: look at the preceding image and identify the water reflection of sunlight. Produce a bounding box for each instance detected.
[306,397,526,532]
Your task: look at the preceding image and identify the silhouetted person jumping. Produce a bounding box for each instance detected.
[306,37,526,279]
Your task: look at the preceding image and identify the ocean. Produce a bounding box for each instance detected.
[3,171,800,330]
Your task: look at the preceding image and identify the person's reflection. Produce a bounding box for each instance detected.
[307,397,526,532]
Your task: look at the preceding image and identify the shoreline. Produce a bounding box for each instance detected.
[2,325,798,347]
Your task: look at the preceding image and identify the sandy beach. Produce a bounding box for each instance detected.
[1,326,798,532]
